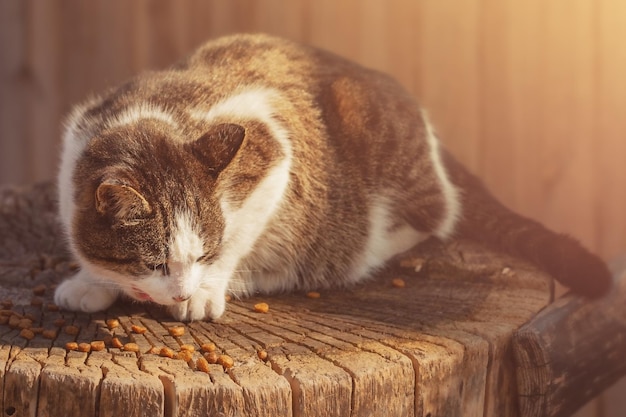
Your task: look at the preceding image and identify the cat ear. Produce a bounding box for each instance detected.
[190,123,245,174]
[95,181,152,221]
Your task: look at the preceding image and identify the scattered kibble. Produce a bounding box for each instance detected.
[159,347,175,358]
[30,297,44,307]
[111,337,124,349]
[1,300,13,309]
[123,343,140,352]
[176,350,193,362]
[391,278,406,288]
[224,294,232,302]
[131,324,147,334]
[65,342,78,351]
[146,346,160,355]
[180,344,195,352]
[217,354,234,369]
[0,316,7,325]
[200,342,216,353]
[65,325,80,335]
[204,351,218,364]
[90,341,106,351]
[31,327,44,334]
[257,350,268,361]
[196,357,211,373]
[42,329,57,339]
[77,343,91,353]
[19,329,35,340]
[168,326,185,337]
[106,319,120,329]
[8,315,20,328]
[306,291,321,299]
[53,318,66,327]
[32,284,47,296]
[0,309,13,316]
[47,304,60,312]
[17,318,33,330]
[399,257,425,272]
[253,302,270,313]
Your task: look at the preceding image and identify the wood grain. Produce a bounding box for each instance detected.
[0,182,556,417]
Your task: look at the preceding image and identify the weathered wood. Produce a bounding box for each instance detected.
[0,182,556,417]
[513,267,626,417]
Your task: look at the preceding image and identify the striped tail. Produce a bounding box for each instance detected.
[442,150,612,298]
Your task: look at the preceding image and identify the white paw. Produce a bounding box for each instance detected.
[54,271,119,313]
[167,289,225,321]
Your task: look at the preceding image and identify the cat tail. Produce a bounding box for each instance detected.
[441,150,613,298]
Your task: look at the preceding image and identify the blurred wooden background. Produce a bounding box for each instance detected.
[0,1,624,415]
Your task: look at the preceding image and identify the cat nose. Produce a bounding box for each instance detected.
[172,295,191,302]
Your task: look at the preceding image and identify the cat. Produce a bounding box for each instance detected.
[54,33,612,321]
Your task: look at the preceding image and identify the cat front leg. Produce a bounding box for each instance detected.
[54,269,119,313]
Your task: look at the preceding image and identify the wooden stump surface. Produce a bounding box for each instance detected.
[0,182,553,417]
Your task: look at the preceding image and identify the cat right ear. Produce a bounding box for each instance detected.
[189,123,245,175]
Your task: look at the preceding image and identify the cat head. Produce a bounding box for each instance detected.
[70,121,246,306]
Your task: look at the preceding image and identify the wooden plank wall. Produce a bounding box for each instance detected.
[0,1,625,415]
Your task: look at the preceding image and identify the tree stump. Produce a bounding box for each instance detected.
[0,182,553,417]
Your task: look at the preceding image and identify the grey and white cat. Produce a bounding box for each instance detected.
[54,33,611,321]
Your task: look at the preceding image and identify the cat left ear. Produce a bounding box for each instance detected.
[95,181,152,221]
[190,123,245,175]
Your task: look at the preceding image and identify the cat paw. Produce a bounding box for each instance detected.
[167,289,226,321]
[54,272,118,313]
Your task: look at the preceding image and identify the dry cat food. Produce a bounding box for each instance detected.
[196,357,211,373]
[176,350,193,362]
[65,342,78,351]
[77,343,91,352]
[253,302,270,313]
[30,327,44,334]
[168,326,185,337]
[306,291,321,299]
[32,284,47,296]
[8,315,21,328]
[19,329,35,340]
[180,344,195,352]
[111,337,124,349]
[257,349,268,361]
[217,354,234,369]
[106,319,120,329]
[53,318,66,327]
[90,341,106,351]
[204,351,218,364]
[42,329,57,339]
[146,346,160,355]
[30,297,44,307]
[201,342,216,353]
[391,278,406,288]
[131,324,147,334]
[64,325,80,335]
[123,343,140,352]
[18,318,33,329]
[159,347,176,358]
[47,303,60,312]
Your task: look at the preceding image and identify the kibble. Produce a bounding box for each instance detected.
[168,326,185,337]
[31,327,44,334]
[42,329,57,339]
[253,302,269,313]
[65,325,80,335]
[90,341,106,351]
[65,342,78,351]
[8,315,21,328]
[159,347,175,358]
[204,351,218,364]
[53,318,66,327]
[257,349,268,361]
[30,297,44,307]
[123,343,140,352]
[196,357,211,373]
[47,303,60,312]
[391,278,406,288]
[200,342,216,353]
[0,316,7,325]
[176,350,193,362]
[306,291,321,299]
[1,300,13,309]
[146,346,160,355]
[111,337,124,349]
[77,343,91,352]
[17,318,33,330]
[32,284,47,296]
[19,329,35,340]
[106,319,120,329]
[131,324,147,334]
[180,344,195,353]
[217,354,234,369]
